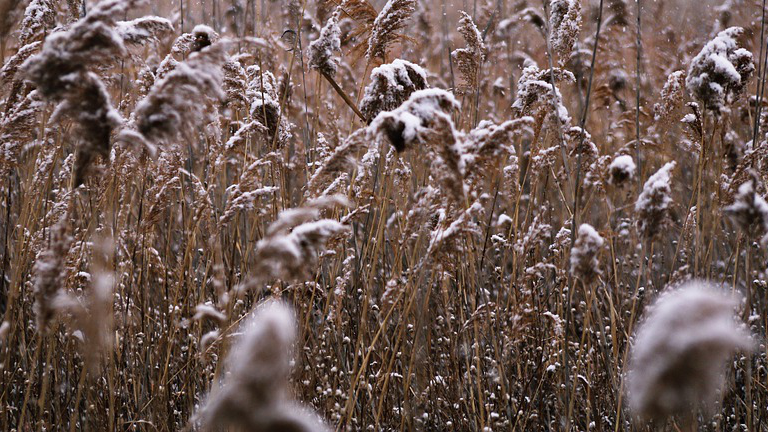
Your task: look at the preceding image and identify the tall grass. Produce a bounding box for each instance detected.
[0,0,766,430]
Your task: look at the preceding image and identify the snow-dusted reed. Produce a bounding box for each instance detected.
[3,0,768,430]
[627,281,752,420]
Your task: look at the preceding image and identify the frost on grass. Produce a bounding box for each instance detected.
[627,280,752,420]
[686,27,754,113]
[360,58,429,123]
[196,300,329,432]
[635,161,675,240]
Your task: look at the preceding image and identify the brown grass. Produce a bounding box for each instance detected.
[0,0,767,431]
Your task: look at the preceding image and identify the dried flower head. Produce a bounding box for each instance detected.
[196,300,329,431]
[627,280,752,420]
[360,58,428,123]
[686,27,754,113]
[635,161,676,240]
[570,223,603,284]
[608,154,636,186]
[366,0,416,62]
[548,0,581,67]
[452,11,487,94]
[309,10,342,78]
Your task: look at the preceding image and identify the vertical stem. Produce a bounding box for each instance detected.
[565,2,604,428]
[753,0,767,144]
[635,0,642,188]
[180,0,184,34]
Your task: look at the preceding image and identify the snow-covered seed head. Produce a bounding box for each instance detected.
[724,173,768,242]
[627,280,752,420]
[548,0,581,67]
[308,10,341,78]
[635,162,676,240]
[451,11,486,94]
[134,41,226,146]
[197,300,329,431]
[366,0,416,62]
[608,154,636,186]
[653,70,687,129]
[686,27,754,113]
[570,223,603,284]
[360,59,429,123]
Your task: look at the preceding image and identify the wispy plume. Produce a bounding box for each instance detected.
[687,27,754,113]
[635,162,676,240]
[132,41,227,148]
[195,300,330,431]
[452,11,486,94]
[627,281,752,420]
[366,0,416,62]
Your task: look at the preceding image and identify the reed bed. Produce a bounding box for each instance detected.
[0,0,767,430]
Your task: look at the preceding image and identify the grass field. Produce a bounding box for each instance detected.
[0,0,767,430]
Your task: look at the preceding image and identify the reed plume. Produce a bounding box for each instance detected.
[359,58,428,123]
[687,27,754,113]
[452,11,486,94]
[133,41,227,147]
[627,280,752,420]
[548,0,581,66]
[366,0,416,63]
[635,161,676,240]
[196,300,330,432]
[570,223,603,284]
